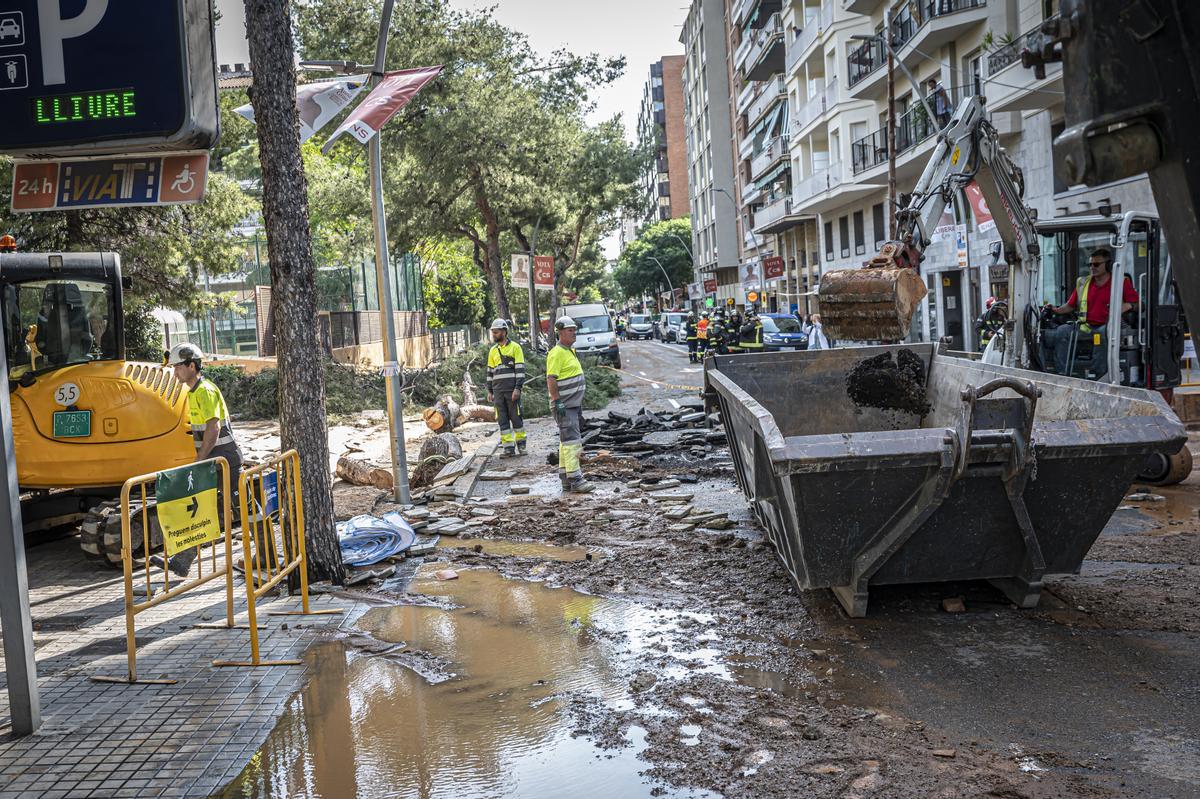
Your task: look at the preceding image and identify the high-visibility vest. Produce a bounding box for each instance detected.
[1076,276,1093,324]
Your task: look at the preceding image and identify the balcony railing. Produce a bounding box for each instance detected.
[987,17,1045,75]
[851,104,940,174]
[747,76,786,124]
[736,80,757,114]
[750,136,786,178]
[754,195,794,230]
[785,0,833,75]
[743,13,783,71]
[848,0,986,86]
[739,133,756,161]
[791,79,838,133]
[793,161,842,203]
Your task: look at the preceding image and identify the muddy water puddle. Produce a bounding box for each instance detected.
[436,537,593,561]
[216,565,735,799]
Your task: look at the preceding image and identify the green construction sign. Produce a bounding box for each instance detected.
[156,461,222,555]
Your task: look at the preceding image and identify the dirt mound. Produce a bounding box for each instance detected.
[845,349,931,417]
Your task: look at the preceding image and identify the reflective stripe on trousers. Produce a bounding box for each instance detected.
[556,405,584,479]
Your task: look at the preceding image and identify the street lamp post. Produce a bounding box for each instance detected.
[712,187,764,305]
[668,232,694,262]
[647,255,675,310]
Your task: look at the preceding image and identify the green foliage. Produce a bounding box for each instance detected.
[615,217,694,301]
[205,361,387,420]
[124,304,168,362]
[418,239,487,327]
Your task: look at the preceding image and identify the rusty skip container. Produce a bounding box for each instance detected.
[704,344,1187,617]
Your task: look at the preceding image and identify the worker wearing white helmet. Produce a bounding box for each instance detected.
[153,343,244,578]
[486,318,527,457]
[546,316,594,493]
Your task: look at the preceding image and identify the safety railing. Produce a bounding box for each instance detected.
[93,457,236,685]
[213,450,342,669]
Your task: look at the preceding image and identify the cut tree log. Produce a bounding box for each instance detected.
[423,395,462,433]
[411,433,464,488]
[461,404,496,423]
[336,455,393,490]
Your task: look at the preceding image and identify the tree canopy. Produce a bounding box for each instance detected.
[615,217,695,304]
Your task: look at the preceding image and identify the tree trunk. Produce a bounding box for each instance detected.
[243,0,343,584]
[336,456,394,490]
[471,174,510,320]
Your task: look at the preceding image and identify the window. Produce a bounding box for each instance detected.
[824,221,834,261]
[839,216,850,258]
[853,210,865,255]
[5,278,118,378]
[966,52,983,96]
[1043,0,1060,17]
[873,203,886,247]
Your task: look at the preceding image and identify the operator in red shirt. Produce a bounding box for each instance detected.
[1047,247,1139,378]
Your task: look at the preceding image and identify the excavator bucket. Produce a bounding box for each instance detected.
[817,242,929,341]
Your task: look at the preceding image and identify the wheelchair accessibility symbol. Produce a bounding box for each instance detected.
[170,164,196,195]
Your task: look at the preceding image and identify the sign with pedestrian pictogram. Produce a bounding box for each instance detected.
[156,460,221,556]
[0,0,218,158]
[534,255,555,291]
[11,152,208,212]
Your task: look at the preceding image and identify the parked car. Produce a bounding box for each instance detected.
[658,312,688,343]
[759,313,809,351]
[557,302,621,369]
[626,313,655,340]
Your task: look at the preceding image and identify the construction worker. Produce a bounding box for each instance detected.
[546,316,595,494]
[697,312,710,357]
[152,343,244,578]
[684,312,699,363]
[739,308,765,352]
[486,319,527,457]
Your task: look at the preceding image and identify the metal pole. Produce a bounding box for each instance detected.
[0,335,39,735]
[669,232,694,262]
[368,0,410,504]
[886,7,897,239]
[648,256,675,306]
[528,217,540,347]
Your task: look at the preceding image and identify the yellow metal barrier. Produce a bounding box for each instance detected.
[93,457,236,685]
[213,450,341,669]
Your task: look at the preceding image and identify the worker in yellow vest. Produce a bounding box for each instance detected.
[546,316,595,494]
[486,319,527,457]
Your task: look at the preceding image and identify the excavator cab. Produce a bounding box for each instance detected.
[1033,213,1184,393]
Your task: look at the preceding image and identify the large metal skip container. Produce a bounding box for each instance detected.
[704,344,1187,617]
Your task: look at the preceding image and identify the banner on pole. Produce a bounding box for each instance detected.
[510,254,530,285]
[703,278,718,293]
[687,282,702,300]
[323,66,442,152]
[763,256,785,281]
[534,256,555,292]
[236,76,367,143]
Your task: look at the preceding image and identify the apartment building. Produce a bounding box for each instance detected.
[636,56,691,227]
[778,0,1155,347]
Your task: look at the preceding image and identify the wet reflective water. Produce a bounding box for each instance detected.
[436,537,592,561]
[215,566,725,799]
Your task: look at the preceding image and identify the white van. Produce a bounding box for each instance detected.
[556,303,621,369]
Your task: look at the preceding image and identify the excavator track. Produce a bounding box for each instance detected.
[78,498,164,568]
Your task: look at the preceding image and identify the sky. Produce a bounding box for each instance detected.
[448,0,688,259]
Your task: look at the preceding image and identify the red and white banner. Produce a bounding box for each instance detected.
[703,278,718,293]
[238,75,367,143]
[763,256,785,281]
[533,256,555,291]
[322,66,442,152]
[965,181,997,233]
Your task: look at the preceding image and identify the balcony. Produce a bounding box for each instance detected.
[750,136,787,180]
[843,0,880,13]
[741,13,785,82]
[985,19,1064,113]
[848,0,987,98]
[790,79,838,138]
[746,76,786,127]
[793,160,883,215]
[743,181,764,207]
[737,0,783,29]
[851,104,939,176]
[754,194,802,234]
[785,1,834,76]
[794,163,840,204]
[739,133,756,162]
[736,80,757,115]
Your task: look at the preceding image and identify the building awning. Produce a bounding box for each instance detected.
[755,162,789,189]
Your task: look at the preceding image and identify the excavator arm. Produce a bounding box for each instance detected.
[818,96,1041,366]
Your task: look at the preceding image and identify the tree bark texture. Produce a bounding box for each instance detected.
[243,0,343,584]
[470,170,511,320]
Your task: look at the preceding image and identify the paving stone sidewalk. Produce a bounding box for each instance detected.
[0,536,358,798]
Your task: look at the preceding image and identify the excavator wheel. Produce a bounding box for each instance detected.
[1137,446,1194,487]
[79,499,164,568]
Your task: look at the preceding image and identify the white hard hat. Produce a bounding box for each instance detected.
[555,316,577,331]
[490,318,509,331]
[166,342,204,366]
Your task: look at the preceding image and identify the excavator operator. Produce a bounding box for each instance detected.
[1045,247,1138,379]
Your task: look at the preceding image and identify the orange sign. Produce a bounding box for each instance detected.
[747,291,760,303]
[10,163,58,211]
[159,154,210,204]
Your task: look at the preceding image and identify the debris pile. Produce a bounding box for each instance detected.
[845,349,932,417]
[581,398,726,458]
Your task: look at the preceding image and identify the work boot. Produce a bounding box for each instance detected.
[498,446,517,458]
[149,554,191,579]
[567,478,596,494]
[517,440,528,455]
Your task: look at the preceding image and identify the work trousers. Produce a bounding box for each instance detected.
[170,459,242,573]
[687,338,698,361]
[555,404,584,485]
[494,391,526,451]
[1050,324,1108,379]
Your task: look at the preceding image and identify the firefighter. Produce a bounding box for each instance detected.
[739,308,765,352]
[684,312,699,363]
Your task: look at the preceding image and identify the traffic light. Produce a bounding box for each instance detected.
[0,0,218,157]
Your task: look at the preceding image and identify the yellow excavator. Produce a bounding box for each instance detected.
[1,242,196,564]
